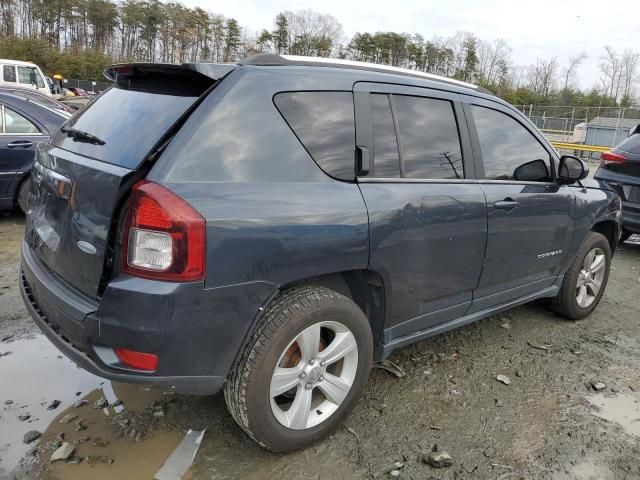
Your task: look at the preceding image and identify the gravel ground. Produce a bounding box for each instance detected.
[1,211,640,480]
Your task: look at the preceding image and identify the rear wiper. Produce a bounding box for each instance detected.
[61,126,105,145]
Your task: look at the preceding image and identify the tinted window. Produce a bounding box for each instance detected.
[371,94,400,177]
[274,92,355,180]
[3,65,16,82]
[394,95,463,179]
[616,133,640,154]
[4,107,40,134]
[53,86,197,169]
[472,105,552,182]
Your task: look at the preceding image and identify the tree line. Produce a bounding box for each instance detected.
[0,0,638,107]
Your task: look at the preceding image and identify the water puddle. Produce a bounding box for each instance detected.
[0,334,174,478]
[45,430,182,480]
[587,393,640,437]
[552,458,615,480]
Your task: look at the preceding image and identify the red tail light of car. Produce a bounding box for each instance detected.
[600,151,627,164]
[122,180,205,282]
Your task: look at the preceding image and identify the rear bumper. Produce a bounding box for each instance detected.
[594,169,640,233]
[20,241,277,395]
[622,201,640,232]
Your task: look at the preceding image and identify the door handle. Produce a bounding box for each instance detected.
[7,140,33,149]
[493,198,520,211]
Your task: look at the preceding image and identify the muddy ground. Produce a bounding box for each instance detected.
[1,210,640,480]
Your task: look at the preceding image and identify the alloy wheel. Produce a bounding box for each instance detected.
[576,247,606,308]
[269,321,358,430]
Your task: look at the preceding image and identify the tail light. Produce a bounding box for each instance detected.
[122,180,205,281]
[600,151,627,164]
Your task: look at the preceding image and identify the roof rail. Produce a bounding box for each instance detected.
[241,53,478,90]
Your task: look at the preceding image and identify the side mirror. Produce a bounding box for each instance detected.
[514,159,550,182]
[558,155,588,184]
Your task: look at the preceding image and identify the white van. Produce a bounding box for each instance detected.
[0,59,51,97]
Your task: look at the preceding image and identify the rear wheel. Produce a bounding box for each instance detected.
[17,177,31,214]
[224,286,373,452]
[550,232,611,320]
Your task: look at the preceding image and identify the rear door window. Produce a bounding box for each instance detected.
[370,93,401,178]
[472,105,552,182]
[53,85,199,169]
[274,91,355,180]
[3,107,40,134]
[393,95,463,179]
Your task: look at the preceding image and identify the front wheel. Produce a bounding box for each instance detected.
[224,286,373,452]
[550,232,611,320]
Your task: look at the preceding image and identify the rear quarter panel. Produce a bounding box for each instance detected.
[164,181,370,289]
[150,68,370,290]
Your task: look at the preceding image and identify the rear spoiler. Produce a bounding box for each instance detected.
[103,62,237,83]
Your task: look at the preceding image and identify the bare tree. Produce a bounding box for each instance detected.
[620,49,640,103]
[562,52,587,90]
[282,10,344,57]
[528,57,558,96]
[477,38,511,84]
[600,46,622,101]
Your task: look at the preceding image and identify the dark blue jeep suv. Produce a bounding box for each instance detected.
[20,54,622,451]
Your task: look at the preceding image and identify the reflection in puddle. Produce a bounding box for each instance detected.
[587,393,640,437]
[0,335,172,479]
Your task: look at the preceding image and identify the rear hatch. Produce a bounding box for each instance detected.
[24,63,235,298]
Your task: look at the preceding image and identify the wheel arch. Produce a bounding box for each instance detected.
[281,270,387,359]
[591,219,619,254]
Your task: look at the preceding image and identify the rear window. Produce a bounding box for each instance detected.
[3,65,16,82]
[274,91,355,180]
[53,82,201,169]
[617,133,640,154]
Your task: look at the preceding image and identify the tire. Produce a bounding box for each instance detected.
[619,230,632,243]
[550,231,611,320]
[17,177,31,214]
[224,286,373,452]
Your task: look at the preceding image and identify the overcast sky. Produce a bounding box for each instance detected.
[180,0,637,89]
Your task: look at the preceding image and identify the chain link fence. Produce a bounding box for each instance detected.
[515,105,640,145]
[61,78,111,92]
[515,105,640,163]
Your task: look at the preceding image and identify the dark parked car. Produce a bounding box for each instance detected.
[0,92,69,212]
[0,85,75,114]
[21,55,622,452]
[594,125,640,242]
